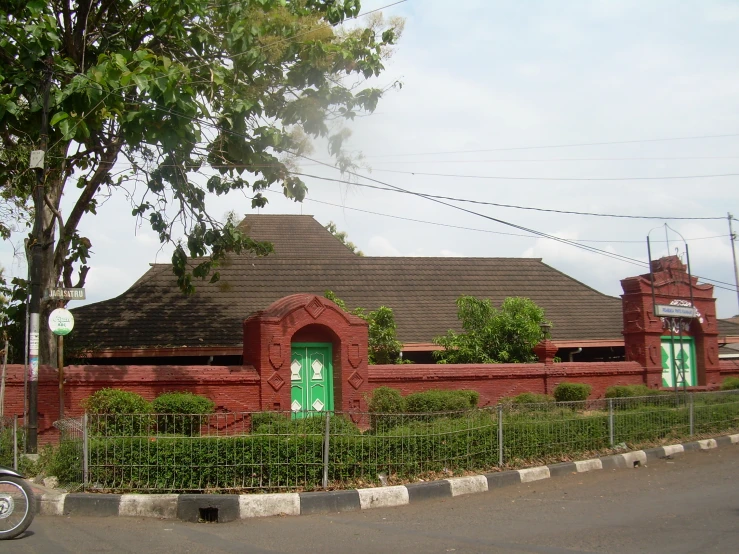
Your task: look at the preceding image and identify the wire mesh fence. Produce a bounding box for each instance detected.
[49,389,739,493]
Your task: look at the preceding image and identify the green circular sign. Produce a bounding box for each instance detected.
[49,308,74,336]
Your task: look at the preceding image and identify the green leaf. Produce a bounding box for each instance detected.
[50,112,69,126]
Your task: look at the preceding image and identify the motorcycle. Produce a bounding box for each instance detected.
[0,466,35,540]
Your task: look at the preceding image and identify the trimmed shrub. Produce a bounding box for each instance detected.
[605,385,664,398]
[49,392,739,492]
[153,392,215,436]
[404,390,478,413]
[553,382,591,402]
[368,387,404,413]
[252,413,360,436]
[82,388,152,436]
[368,387,405,432]
[721,377,739,391]
[501,392,555,405]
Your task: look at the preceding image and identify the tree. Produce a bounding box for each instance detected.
[0,267,27,364]
[325,221,363,255]
[324,290,402,364]
[0,1,401,363]
[433,296,550,364]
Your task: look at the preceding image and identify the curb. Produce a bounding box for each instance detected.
[36,433,739,521]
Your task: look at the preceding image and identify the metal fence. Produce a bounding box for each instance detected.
[52,390,739,493]
[0,415,19,470]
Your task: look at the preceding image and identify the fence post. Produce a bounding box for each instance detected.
[497,404,504,466]
[608,398,614,448]
[322,411,331,489]
[689,393,694,437]
[13,415,18,471]
[82,413,89,489]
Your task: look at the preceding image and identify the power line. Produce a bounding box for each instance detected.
[362,132,739,158]
[280,191,730,245]
[369,168,739,182]
[358,156,739,164]
[289,171,724,221]
[290,156,739,293]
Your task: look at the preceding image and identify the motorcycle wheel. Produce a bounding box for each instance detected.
[0,476,35,539]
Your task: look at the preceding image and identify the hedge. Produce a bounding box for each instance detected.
[553,382,592,402]
[152,392,215,436]
[68,397,739,492]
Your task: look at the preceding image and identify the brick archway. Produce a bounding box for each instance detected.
[621,256,720,388]
[243,294,369,412]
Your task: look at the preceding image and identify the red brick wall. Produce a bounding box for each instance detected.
[1,364,260,442]
[4,359,738,442]
[368,362,646,406]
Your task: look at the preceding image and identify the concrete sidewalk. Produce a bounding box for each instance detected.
[32,434,738,522]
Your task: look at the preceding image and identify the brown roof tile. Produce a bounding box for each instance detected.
[71,215,624,350]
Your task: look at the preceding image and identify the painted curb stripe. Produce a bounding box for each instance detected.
[39,493,66,516]
[485,471,522,489]
[34,433,737,520]
[518,466,550,483]
[406,480,452,502]
[619,451,647,467]
[574,459,603,472]
[299,490,360,515]
[64,493,121,516]
[239,493,300,518]
[547,462,577,478]
[119,494,178,519]
[662,444,684,456]
[446,475,488,496]
[357,485,409,510]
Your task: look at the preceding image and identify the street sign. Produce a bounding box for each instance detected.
[654,304,697,318]
[48,308,75,336]
[45,288,86,300]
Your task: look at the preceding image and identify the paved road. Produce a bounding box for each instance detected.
[8,446,739,553]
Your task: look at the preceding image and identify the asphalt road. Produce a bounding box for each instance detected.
[8,446,739,554]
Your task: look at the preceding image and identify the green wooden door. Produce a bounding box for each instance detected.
[290,343,333,418]
[661,336,697,388]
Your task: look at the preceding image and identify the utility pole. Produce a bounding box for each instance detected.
[729,213,739,315]
[27,67,51,453]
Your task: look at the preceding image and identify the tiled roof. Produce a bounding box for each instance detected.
[718,318,739,336]
[237,214,358,258]
[71,215,626,350]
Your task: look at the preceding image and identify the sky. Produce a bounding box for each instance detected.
[2,0,739,318]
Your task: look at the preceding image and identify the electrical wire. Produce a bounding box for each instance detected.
[362,132,739,158]
[289,171,725,221]
[289,155,739,293]
[355,156,739,164]
[369,168,739,182]
[273,191,730,244]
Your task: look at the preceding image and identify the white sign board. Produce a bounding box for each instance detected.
[49,308,75,336]
[654,304,698,318]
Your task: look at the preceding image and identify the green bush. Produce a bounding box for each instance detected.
[368,387,405,413]
[605,385,663,398]
[721,377,739,391]
[553,382,592,402]
[152,392,215,436]
[47,392,739,492]
[83,388,152,436]
[0,427,13,468]
[252,413,360,436]
[502,392,555,405]
[404,390,478,413]
[367,387,405,432]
